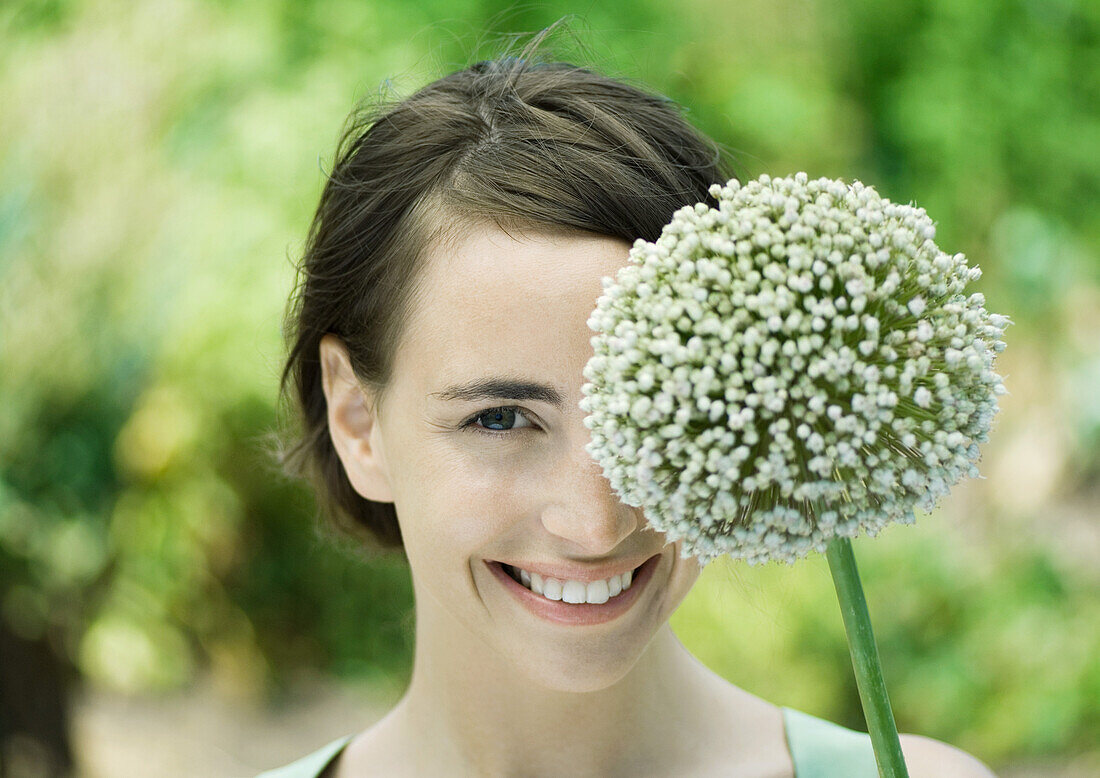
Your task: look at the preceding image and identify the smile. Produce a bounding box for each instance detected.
[503,563,638,603]
[485,554,660,626]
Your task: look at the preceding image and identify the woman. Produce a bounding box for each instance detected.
[263,32,995,778]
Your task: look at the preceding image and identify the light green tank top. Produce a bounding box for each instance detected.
[254,706,878,777]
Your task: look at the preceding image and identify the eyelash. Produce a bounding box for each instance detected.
[460,406,539,438]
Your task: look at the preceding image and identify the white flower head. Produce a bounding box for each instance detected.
[581,172,1012,566]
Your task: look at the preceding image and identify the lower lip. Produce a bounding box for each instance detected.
[485,554,660,626]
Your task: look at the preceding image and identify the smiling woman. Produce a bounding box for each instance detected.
[264,21,993,778]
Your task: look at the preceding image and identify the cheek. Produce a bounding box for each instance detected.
[668,554,703,600]
[391,446,532,560]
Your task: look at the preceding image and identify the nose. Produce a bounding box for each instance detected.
[539,435,639,555]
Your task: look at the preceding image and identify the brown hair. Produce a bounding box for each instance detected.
[273,25,741,557]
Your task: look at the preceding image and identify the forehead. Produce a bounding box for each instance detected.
[396,225,632,387]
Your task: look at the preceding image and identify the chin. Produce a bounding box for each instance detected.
[524,657,643,694]
[496,628,656,694]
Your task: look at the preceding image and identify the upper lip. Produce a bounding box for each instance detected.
[491,554,656,583]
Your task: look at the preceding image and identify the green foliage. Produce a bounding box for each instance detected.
[674,514,1100,763]
[1,0,1097,771]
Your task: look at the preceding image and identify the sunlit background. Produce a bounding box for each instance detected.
[1,0,1097,776]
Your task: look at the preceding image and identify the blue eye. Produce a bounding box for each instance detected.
[461,406,538,437]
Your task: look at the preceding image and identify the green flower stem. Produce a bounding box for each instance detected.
[825,536,910,778]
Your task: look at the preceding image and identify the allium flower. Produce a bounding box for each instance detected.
[580,172,1011,567]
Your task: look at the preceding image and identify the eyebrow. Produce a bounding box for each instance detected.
[429,378,566,409]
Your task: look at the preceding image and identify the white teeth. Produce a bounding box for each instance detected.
[562,580,583,603]
[506,564,638,604]
[542,577,563,601]
[585,579,610,604]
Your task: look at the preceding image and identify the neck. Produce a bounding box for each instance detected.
[393,598,721,776]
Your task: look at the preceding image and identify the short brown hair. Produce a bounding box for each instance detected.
[273,26,741,556]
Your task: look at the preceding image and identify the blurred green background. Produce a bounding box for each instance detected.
[1,0,1097,776]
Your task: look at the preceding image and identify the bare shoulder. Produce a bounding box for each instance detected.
[899,733,998,778]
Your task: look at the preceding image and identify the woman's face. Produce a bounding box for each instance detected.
[325,224,702,692]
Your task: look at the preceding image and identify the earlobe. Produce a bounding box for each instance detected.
[318,334,395,503]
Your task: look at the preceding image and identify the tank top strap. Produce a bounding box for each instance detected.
[254,733,354,778]
[781,706,880,778]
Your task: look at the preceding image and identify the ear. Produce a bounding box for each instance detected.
[318,333,394,503]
